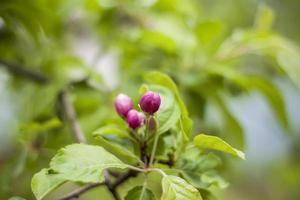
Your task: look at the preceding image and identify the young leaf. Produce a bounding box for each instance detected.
[145,71,192,140]
[50,144,128,183]
[125,186,156,200]
[193,134,245,159]
[161,175,203,200]
[93,134,141,165]
[147,85,181,135]
[31,168,66,200]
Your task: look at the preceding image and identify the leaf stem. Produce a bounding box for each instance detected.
[148,168,167,177]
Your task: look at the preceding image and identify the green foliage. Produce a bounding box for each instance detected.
[145,85,181,135]
[1,0,299,199]
[161,175,203,200]
[125,186,156,200]
[32,144,128,199]
[49,144,128,183]
[8,197,27,200]
[31,169,65,200]
[176,148,228,189]
[29,72,244,199]
[145,72,193,141]
[93,130,141,165]
[193,134,245,159]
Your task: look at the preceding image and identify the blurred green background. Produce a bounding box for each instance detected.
[1,0,300,199]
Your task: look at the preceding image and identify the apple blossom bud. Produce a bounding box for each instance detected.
[127,110,145,129]
[114,93,133,118]
[139,91,161,114]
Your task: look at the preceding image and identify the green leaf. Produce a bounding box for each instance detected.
[139,30,177,53]
[196,20,225,50]
[209,66,288,129]
[161,175,203,200]
[93,124,130,140]
[8,197,27,200]
[148,85,181,135]
[19,117,62,144]
[193,134,245,159]
[246,77,288,129]
[145,71,192,140]
[276,46,300,88]
[125,186,156,200]
[254,4,274,32]
[50,144,128,183]
[213,94,244,149]
[93,133,141,165]
[177,148,227,189]
[217,30,300,89]
[31,168,66,200]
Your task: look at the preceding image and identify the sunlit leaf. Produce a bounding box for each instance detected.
[254,4,274,32]
[193,134,245,159]
[50,144,128,183]
[161,175,203,200]
[31,168,66,200]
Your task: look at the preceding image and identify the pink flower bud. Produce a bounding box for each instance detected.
[127,110,145,129]
[114,93,133,118]
[139,91,161,114]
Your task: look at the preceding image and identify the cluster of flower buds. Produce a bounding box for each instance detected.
[114,91,161,129]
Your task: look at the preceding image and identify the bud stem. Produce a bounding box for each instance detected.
[149,131,159,166]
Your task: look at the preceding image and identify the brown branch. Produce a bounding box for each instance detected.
[104,170,120,200]
[57,182,105,200]
[105,170,138,200]
[0,59,48,84]
[112,170,138,188]
[60,90,87,144]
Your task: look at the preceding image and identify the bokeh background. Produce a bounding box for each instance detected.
[1,0,300,199]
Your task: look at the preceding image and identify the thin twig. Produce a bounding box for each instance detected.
[104,171,120,200]
[104,170,138,200]
[60,90,87,143]
[0,59,48,84]
[111,170,138,188]
[57,183,105,200]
